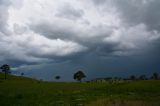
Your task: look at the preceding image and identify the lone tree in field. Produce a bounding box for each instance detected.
[0,64,11,80]
[152,73,159,80]
[21,73,24,76]
[73,70,86,82]
[130,75,136,80]
[139,75,147,80]
[55,76,60,80]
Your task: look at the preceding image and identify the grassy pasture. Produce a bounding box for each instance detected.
[0,73,160,106]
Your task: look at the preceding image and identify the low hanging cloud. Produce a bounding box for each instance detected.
[0,0,160,65]
[0,31,87,63]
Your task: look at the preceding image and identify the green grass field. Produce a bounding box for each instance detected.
[0,73,160,106]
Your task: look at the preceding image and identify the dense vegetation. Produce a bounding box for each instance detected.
[0,73,160,106]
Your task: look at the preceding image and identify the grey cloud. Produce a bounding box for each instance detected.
[0,0,11,34]
[114,0,160,31]
[144,0,160,31]
[29,22,77,41]
[0,0,10,6]
[90,0,160,56]
[91,0,160,31]
[10,0,23,9]
[29,19,160,58]
[56,3,84,20]
[0,39,51,64]
[92,0,107,5]
[29,20,114,48]
[0,0,87,64]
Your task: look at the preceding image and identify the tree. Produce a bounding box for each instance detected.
[73,70,86,82]
[130,75,136,80]
[0,64,11,80]
[139,75,146,80]
[152,73,159,80]
[55,76,60,80]
[21,73,24,76]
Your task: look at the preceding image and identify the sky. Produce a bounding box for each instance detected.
[0,0,160,81]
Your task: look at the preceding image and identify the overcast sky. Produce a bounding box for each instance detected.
[0,0,160,81]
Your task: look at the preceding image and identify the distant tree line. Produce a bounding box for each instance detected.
[129,73,159,80]
[0,64,159,82]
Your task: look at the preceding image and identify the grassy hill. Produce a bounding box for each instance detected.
[0,73,160,106]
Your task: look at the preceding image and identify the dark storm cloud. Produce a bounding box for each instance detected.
[113,0,160,31]
[91,0,160,31]
[1,0,160,64]
[0,0,160,81]
[28,0,160,59]
[21,49,160,81]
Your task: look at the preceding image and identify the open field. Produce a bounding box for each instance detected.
[0,73,160,106]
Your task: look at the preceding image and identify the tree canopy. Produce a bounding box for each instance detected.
[0,64,11,79]
[55,76,60,80]
[73,70,86,82]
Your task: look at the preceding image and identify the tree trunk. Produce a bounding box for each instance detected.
[5,71,7,80]
[79,79,82,83]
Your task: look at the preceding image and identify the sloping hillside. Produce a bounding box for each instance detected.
[0,73,160,106]
[0,72,36,81]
